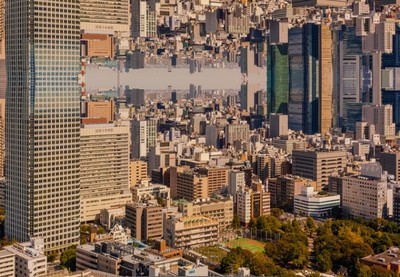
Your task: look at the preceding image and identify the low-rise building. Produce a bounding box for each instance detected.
[131,179,170,203]
[362,247,400,273]
[164,216,219,249]
[175,197,234,230]
[0,250,15,277]
[294,186,340,218]
[3,238,47,277]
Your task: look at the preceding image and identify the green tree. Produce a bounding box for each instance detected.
[305,217,316,237]
[47,253,57,263]
[248,217,257,229]
[231,215,240,229]
[256,216,268,230]
[60,246,77,271]
[315,250,332,272]
[96,226,105,234]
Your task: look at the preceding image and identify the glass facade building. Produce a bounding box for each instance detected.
[5,0,81,253]
[267,42,289,118]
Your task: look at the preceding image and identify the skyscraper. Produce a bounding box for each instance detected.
[0,0,5,99]
[267,27,289,118]
[5,0,81,253]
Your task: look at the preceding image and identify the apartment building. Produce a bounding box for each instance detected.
[197,167,229,195]
[0,250,15,277]
[132,179,170,203]
[130,159,148,187]
[173,169,208,201]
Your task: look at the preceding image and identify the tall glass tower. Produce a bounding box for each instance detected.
[5,0,81,253]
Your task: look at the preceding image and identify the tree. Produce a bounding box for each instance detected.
[256,216,268,230]
[248,217,257,229]
[47,253,57,263]
[231,215,240,229]
[315,250,332,272]
[97,226,105,235]
[60,246,77,271]
[305,217,316,237]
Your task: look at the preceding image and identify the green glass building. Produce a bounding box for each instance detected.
[267,42,289,119]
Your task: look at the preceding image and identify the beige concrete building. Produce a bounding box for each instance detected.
[131,179,170,203]
[165,216,219,249]
[361,105,396,138]
[3,239,47,277]
[342,163,389,219]
[197,167,229,195]
[80,124,132,222]
[0,99,5,178]
[269,175,317,209]
[269,113,288,138]
[236,188,252,224]
[0,250,15,277]
[125,203,163,242]
[225,123,250,146]
[130,159,148,187]
[80,0,130,34]
[176,197,234,230]
[292,150,347,190]
[173,169,208,201]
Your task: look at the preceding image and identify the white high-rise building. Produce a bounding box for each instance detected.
[236,188,252,224]
[80,124,132,222]
[228,170,245,202]
[131,119,157,159]
[5,0,81,253]
[131,0,157,38]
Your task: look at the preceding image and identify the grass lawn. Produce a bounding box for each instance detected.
[225,238,265,253]
[196,246,228,264]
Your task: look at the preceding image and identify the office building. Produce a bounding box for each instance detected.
[288,23,333,134]
[174,169,208,201]
[125,203,163,242]
[197,167,229,195]
[131,0,157,38]
[131,118,157,159]
[0,99,4,178]
[5,0,81,253]
[80,124,132,222]
[319,23,333,134]
[228,170,246,202]
[126,88,145,108]
[239,83,259,112]
[176,197,234,230]
[342,163,389,219]
[0,0,5,99]
[148,142,177,173]
[380,152,400,181]
[80,0,130,34]
[3,238,47,277]
[291,0,347,7]
[294,186,340,218]
[164,216,219,248]
[269,175,317,209]
[130,159,148,187]
[292,150,347,190]
[361,105,396,137]
[269,113,289,138]
[267,42,289,117]
[225,122,250,147]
